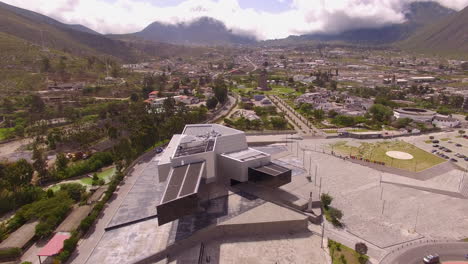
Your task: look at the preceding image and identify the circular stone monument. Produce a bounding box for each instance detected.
[386,151,414,160]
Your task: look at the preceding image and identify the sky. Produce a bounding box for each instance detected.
[2,0,468,40]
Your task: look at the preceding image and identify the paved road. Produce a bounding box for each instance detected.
[382,242,468,264]
[244,56,257,72]
[269,95,324,136]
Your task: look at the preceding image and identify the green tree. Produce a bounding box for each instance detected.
[32,145,48,183]
[130,93,139,102]
[59,183,85,202]
[55,153,68,172]
[214,78,228,104]
[29,95,45,114]
[40,57,51,73]
[369,104,392,123]
[321,193,333,209]
[206,97,218,109]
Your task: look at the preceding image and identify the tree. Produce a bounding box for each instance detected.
[321,193,333,209]
[60,183,85,202]
[32,145,48,182]
[270,117,288,130]
[328,207,343,224]
[2,98,14,114]
[29,95,45,114]
[5,159,34,190]
[40,57,51,73]
[55,153,68,172]
[369,104,392,123]
[142,76,154,98]
[130,93,139,102]
[355,242,368,255]
[214,78,228,104]
[206,97,218,110]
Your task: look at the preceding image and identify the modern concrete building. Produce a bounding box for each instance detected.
[156,124,291,225]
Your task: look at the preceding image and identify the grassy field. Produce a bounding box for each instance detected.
[329,240,368,264]
[332,140,445,172]
[80,167,116,185]
[0,127,14,141]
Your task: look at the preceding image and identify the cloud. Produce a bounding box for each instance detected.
[2,0,468,40]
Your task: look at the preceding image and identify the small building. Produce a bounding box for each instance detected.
[410,76,436,83]
[432,115,460,128]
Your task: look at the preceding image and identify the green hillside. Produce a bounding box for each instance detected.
[0,3,139,61]
[400,5,468,57]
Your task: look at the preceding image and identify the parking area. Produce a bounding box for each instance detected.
[403,131,468,166]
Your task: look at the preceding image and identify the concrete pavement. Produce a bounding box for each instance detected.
[70,153,159,264]
[381,241,468,264]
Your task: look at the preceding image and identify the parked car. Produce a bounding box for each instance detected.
[448,141,453,143]
[432,140,440,143]
[423,254,440,264]
[155,147,164,153]
[433,144,439,147]
[451,158,458,162]
[432,149,437,153]
[456,143,462,147]
[465,157,468,161]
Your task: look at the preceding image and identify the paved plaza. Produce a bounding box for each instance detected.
[287,138,468,260]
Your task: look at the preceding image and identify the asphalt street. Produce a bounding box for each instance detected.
[382,242,468,264]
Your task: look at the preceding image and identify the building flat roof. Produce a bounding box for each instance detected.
[252,162,290,177]
[183,124,242,137]
[223,148,268,162]
[161,162,204,204]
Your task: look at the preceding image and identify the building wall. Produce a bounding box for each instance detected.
[393,111,433,122]
[214,134,248,154]
[432,119,460,128]
[218,154,270,183]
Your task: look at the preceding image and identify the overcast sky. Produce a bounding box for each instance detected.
[3,0,468,40]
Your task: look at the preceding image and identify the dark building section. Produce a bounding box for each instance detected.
[248,163,291,188]
[157,162,205,226]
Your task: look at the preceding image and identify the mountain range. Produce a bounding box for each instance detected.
[0,0,467,59]
[282,2,456,45]
[120,17,256,46]
[401,4,468,55]
[0,1,202,61]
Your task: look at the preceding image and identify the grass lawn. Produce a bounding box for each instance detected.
[329,240,368,264]
[441,138,450,141]
[424,140,433,144]
[0,127,14,141]
[80,167,116,185]
[332,140,445,172]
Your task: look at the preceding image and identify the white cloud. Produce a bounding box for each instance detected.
[2,0,468,40]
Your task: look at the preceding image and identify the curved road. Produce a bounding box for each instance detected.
[382,242,468,264]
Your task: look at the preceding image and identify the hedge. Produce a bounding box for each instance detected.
[58,152,113,180]
[56,170,125,263]
[0,247,21,261]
